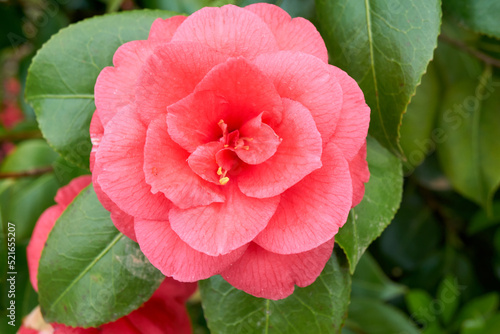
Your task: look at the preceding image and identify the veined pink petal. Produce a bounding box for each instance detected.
[221,239,334,300]
[27,205,63,292]
[235,113,281,165]
[254,51,343,144]
[148,16,187,42]
[349,142,369,207]
[238,98,322,198]
[187,141,225,185]
[245,3,328,63]
[94,40,153,127]
[54,175,92,207]
[254,142,352,254]
[171,5,279,59]
[329,66,370,160]
[89,111,103,172]
[135,42,228,125]
[134,219,247,281]
[144,114,224,209]
[95,109,172,221]
[169,183,280,256]
[167,57,283,152]
[93,169,137,241]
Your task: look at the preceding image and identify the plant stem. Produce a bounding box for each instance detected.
[0,166,53,179]
[439,34,500,69]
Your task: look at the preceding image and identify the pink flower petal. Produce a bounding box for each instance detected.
[89,111,103,172]
[94,109,172,221]
[245,3,328,62]
[93,169,137,241]
[169,183,280,256]
[329,66,370,160]
[134,219,247,281]
[235,113,281,165]
[254,142,352,254]
[221,239,334,300]
[54,175,92,207]
[143,114,224,209]
[238,98,322,198]
[187,141,225,185]
[94,40,153,127]
[27,205,64,292]
[349,142,369,207]
[254,51,343,143]
[148,16,187,43]
[135,42,229,125]
[167,57,283,152]
[171,5,279,59]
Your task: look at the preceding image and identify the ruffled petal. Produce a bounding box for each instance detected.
[167,57,283,152]
[27,205,64,292]
[254,142,352,254]
[135,42,229,125]
[245,3,328,62]
[89,111,103,172]
[349,142,369,207]
[235,113,281,165]
[134,219,247,281]
[254,51,342,143]
[94,109,172,221]
[238,98,322,198]
[329,66,370,160]
[221,239,334,300]
[187,141,225,185]
[93,169,137,241]
[54,175,92,207]
[94,40,153,127]
[144,114,224,209]
[171,5,279,59]
[169,183,280,256]
[148,16,187,43]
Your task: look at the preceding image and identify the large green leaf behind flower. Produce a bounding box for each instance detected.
[25,10,176,169]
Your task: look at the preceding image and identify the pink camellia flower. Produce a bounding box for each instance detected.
[91,3,370,299]
[22,175,196,334]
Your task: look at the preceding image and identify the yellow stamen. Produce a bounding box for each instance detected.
[217,166,223,176]
[219,177,230,185]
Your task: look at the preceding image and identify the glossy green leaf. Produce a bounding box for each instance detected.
[437,275,460,325]
[345,298,420,334]
[454,293,499,330]
[38,184,164,327]
[443,0,500,39]
[199,247,351,334]
[405,290,443,334]
[468,202,500,234]
[436,67,500,212]
[336,136,403,273]
[352,252,406,301]
[400,62,441,172]
[316,0,441,156]
[0,139,58,172]
[25,10,177,169]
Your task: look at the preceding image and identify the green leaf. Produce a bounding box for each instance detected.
[454,293,499,330]
[336,136,403,273]
[436,67,500,212]
[400,62,441,172]
[0,139,58,172]
[352,252,406,301]
[345,298,420,334]
[316,0,441,156]
[199,247,351,334]
[437,275,461,325]
[38,184,164,327]
[405,290,439,329]
[467,202,500,234]
[25,10,177,169]
[443,0,500,39]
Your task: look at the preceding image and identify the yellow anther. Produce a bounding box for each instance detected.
[219,177,230,185]
[217,166,223,176]
[218,119,225,126]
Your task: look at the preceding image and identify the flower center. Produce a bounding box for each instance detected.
[216,119,253,185]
